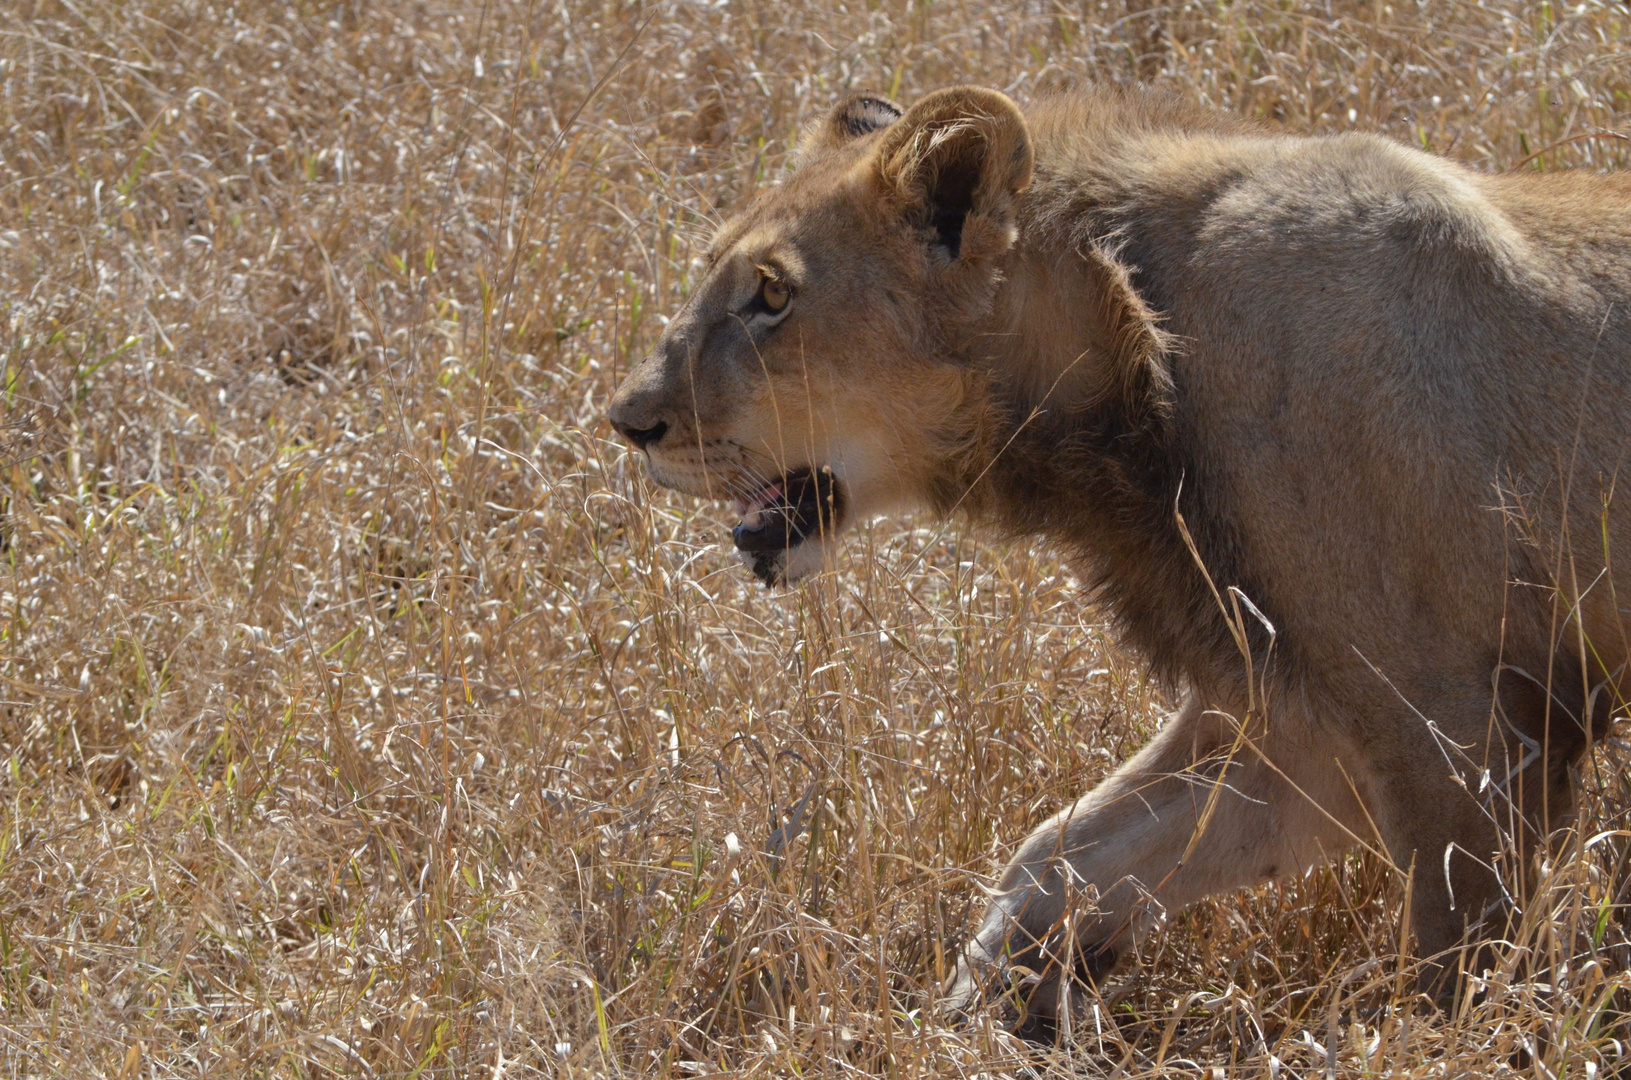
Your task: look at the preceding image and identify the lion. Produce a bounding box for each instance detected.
[607,84,1631,1031]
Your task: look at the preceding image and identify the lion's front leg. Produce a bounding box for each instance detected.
[950,694,1367,1034]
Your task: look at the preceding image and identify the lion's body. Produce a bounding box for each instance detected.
[996,94,1631,700]
[609,84,1631,1027]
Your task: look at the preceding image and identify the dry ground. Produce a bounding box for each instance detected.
[1,0,1629,1076]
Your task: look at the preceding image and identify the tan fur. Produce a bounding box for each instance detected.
[608,84,1631,1029]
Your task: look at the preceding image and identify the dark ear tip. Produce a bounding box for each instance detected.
[834,94,904,139]
[796,93,905,157]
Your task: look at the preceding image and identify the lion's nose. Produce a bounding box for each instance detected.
[611,416,668,450]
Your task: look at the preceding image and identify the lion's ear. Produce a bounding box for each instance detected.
[797,94,903,156]
[873,87,1034,263]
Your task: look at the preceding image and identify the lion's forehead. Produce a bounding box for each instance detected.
[710,163,878,262]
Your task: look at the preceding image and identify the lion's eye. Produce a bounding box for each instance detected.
[759,275,791,313]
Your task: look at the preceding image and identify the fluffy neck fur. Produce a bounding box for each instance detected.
[933,98,1266,692]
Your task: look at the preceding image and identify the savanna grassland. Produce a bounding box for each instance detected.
[1,1,1629,1076]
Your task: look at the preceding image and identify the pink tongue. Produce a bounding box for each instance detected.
[739,482,783,524]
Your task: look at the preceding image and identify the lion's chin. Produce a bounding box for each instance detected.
[738,536,833,586]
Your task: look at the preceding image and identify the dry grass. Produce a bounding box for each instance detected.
[0,0,1628,1075]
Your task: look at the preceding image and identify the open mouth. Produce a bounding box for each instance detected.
[731,466,846,557]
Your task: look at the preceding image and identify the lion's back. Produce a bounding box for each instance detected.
[1068,115,1631,689]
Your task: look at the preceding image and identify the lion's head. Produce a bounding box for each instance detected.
[608,87,1034,584]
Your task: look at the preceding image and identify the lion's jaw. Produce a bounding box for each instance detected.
[610,348,910,584]
[637,430,917,586]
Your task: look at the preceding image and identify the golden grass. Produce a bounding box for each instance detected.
[0,0,1628,1075]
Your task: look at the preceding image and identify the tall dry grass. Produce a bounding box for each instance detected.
[0,0,1628,1075]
